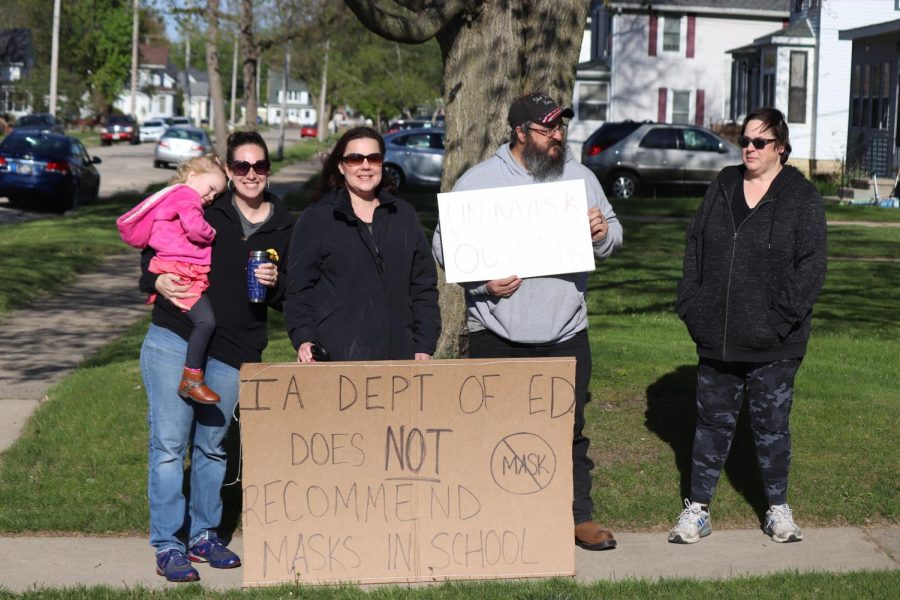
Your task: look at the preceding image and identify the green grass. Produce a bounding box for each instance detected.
[0,571,897,598]
[0,193,144,318]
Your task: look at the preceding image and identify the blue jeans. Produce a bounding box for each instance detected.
[140,323,239,553]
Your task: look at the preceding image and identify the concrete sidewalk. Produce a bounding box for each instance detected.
[0,527,897,591]
[0,159,897,591]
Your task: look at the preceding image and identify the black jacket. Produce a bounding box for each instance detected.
[140,191,294,369]
[284,188,440,360]
[677,165,827,362]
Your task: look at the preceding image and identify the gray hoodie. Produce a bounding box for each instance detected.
[432,143,623,344]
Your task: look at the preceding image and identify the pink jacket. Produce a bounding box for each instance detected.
[116,184,216,264]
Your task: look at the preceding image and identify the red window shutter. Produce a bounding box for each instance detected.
[649,15,658,56]
[782,19,789,28]
[658,88,668,122]
[687,15,696,58]
[695,89,705,126]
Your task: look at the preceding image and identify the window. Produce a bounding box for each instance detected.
[852,65,861,127]
[683,128,721,152]
[880,62,891,130]
[662,16,682,53]
[640,128,680,149]
[788,51,807,123]
[672,91,691,124]
[871,64,881,129]
[577,82,609,121]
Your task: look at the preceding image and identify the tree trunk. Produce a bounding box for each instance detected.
[433,1,588,357]
[205,0,228,157]
[240,0,259,130]
[317,38,330,143]
[344,0,589,358]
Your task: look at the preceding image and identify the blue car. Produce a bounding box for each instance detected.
[0,131,102,212]
[383,127,444,190]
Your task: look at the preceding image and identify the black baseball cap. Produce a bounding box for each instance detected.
[508,92,574,128]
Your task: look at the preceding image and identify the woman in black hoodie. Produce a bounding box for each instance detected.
[285,127,440,362]
[669,108,827,546]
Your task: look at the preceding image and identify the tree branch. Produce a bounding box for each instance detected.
[343,0,476,43]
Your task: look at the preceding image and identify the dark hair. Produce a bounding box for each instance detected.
[509,120,533,148]
[741,107,791,164]
[226,130,269,164]
[319,126,387,196]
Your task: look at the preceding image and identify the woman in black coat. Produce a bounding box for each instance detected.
[285,126,440,362]
[669,108,826,546]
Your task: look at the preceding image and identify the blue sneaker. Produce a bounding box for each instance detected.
[188,533,241,568]
[156,548,200,582]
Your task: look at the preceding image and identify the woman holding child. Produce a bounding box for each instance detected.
[137,131,293,582]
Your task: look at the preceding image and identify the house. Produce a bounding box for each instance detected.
[839,18,900,180]
[264,71,316,127]
[0,29,34,117]
[568,1,790,156]
[179,67,212,127]
[112,45,177,122]
[727,0,896,173]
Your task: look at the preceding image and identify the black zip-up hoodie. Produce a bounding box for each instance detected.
[677,165,827,362]
[140,191,294,369]
[284,187,441,361]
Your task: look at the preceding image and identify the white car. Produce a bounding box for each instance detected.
[139,119,167,143]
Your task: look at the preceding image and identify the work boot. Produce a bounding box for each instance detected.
[574,521,617,550]
[178,367,220,404]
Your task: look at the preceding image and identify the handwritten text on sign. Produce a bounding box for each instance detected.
[238,359,575,586]
[437,180,596,283]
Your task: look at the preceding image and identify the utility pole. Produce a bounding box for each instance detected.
[184,32,192,124]
[49,0,60,116]
[230,35,238,128]
[130,0,139,118]
[277,44,289,160]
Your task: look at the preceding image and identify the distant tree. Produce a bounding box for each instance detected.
[345,0,589,357]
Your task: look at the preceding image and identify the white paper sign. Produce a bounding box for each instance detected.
[437,180,596,283]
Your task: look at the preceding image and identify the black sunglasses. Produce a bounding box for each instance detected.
[229,159,271,176]
[738,136,777,150]
[341,153,384,167]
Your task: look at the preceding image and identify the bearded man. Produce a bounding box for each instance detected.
[432,92,623,551]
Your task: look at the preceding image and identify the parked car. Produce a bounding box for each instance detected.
[170,116,192,127]
[154,126,213,168]
[101,115,140,146]
[385,119,438,134]
[139,119,167,143]
[0,131,101,212]
[584,123,741,199]
[13,113,65,135]
[383,128,444,189]
[300,125,318,138]
[580,120,648,163]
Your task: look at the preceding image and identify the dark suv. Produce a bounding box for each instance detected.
[580,120,648,164]
[14,113,65,135]
[101,115,140,146]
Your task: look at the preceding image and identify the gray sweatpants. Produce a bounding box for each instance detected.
[690,357,802,506]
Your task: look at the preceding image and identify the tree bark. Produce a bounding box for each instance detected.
[316,38,330,142]
[205,0,228,157]
[345,0,589,358]
[240,0,259,130]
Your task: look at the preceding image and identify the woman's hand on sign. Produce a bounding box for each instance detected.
[155,273,196,311]
[414,353,432,361]
[588,207,608,241]
[297,341,316,363]
[486,275,522,299]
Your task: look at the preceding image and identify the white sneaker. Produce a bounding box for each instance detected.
[764,503,803,543]
[668,499,712,544]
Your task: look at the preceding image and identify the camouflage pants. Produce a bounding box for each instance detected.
[690,357,802,506]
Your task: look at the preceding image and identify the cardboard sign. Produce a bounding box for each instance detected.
[437,180,596,283]
[238,358,575,587]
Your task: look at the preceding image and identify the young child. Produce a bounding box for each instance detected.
[117,155,227,404]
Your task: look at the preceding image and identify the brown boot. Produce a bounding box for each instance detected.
[178,367,220,404]
[574,521,617,551]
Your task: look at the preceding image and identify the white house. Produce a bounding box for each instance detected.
[180,68,213,127]
[113,45,177,122]
[727,0,898,173]
[265,72,316,127]
[568,1,790,156]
